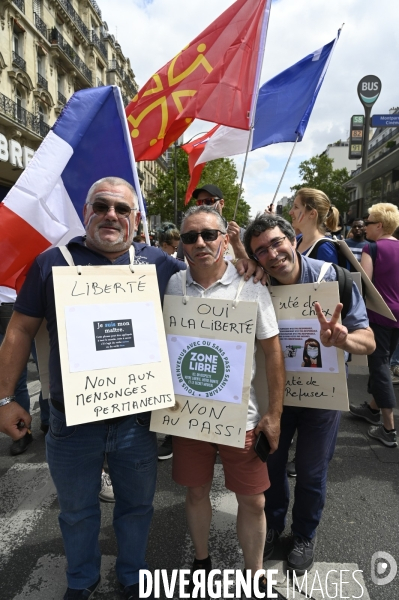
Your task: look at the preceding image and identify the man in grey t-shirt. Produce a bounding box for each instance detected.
[168,205,285,599]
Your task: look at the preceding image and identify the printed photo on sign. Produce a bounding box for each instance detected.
[166,334,247,404]
[65,302,161,372]
[279,319,339,373]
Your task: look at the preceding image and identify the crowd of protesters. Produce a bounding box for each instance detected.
[0,178,397,600]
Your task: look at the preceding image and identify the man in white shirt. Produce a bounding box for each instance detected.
[166,205,285,599]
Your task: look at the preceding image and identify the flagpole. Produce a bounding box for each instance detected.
[233,0,272,222]
[270,136,299,207]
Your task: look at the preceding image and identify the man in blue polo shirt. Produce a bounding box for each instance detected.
[0,177,185,600]
[243,214,375,576]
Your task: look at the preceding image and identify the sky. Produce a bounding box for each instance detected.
[101,0,399,218]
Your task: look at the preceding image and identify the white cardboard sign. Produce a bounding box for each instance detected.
[150,294,258,448]
[53,265,175,425]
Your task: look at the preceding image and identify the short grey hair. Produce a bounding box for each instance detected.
[244,214,296,257]
[181,205,227,233]
[85,177,138,206]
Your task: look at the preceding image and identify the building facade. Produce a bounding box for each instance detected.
[321,140,359,172]
[0,0,138,199]
[346,107,399,217]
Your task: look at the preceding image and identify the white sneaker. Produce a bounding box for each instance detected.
[99,472,115,502]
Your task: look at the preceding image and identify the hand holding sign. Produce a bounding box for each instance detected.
[315,302,348,349]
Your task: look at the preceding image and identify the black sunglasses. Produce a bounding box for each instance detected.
[89,201,136,217]
[180,229,225,244]
[364,221,378,226]
[195,197,220,206]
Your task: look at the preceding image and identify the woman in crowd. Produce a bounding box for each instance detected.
[158,223,180,256]
[289,188,340,261]
[350,203,399,448]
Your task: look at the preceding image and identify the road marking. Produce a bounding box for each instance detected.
[0,463,57,568]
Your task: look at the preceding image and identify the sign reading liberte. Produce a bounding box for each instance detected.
[53,265,175,426]
[150,295,258,448]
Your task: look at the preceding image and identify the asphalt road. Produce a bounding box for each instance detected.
[0,362,398,599]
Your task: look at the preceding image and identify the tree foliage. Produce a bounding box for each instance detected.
[146,147,251,227]
[290,153,351,214]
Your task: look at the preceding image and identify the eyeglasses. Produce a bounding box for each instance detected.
[168,243,179,251]
[195,197,220,206]
[252,237,287,260]
[89,201,136,217]
[364,221,379,226]
[180,229,225,244]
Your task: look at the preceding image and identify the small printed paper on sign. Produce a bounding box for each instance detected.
[167,334,247,403]
[65,302,161,372]
[279,319,339,373]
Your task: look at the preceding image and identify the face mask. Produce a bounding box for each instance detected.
[307,347,319,359]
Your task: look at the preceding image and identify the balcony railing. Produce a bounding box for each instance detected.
[55,0,90,40]
[96,78,104,87]
[37,73,48,90]
[48,28,92,84]
[369,128,399,155]
[89,0,102,19]
[0,92,48,138]
[12,51,26,71]
[108,60,125,80]
[34,12,47,37]
[12,0,25,12]
[90,30,107,59]
[124,76,138,97]
[58,91,67,104]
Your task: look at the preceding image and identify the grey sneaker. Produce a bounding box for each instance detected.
[263,528,280,560]
[349,402,381,425]
[368,425,397,448]
[99,472,115,502]
[287,534,317,574]
[392,365,399,377]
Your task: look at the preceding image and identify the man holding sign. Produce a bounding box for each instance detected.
[244,214,375,574]
[166,206,285,598]
[0,177,186,600]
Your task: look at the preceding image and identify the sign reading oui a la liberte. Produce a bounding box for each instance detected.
[53,264,175,426]
[150,293,258,448]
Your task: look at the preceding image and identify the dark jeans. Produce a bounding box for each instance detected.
[265,406,341,540]
[46,406,157,589]
[368,323,399,409]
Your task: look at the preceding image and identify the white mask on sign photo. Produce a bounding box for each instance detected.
[307,347,319,359]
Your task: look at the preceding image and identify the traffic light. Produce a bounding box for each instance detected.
[349,115,365,160]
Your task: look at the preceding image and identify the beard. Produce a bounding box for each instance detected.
[86,221,134,254]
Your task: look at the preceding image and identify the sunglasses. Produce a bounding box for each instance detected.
[364,221,378,226]
[89,201,136,217]
[195,197,220,206]
[180,229,225,244]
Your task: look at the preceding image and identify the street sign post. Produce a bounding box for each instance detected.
[357,75,382,171]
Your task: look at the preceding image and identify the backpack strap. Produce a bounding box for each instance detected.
[331,264,353,320]
[305,237,335,259]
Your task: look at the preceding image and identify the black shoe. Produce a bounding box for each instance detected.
[10,432,33,456]
[286,457,296,477]
[287,534,317,574]
[40,422,49,434]
[258,575,286,600]
[63,576,101,599]
[263,528,280,560]
[120,582,152,600]
[158,435,173,460]
[188,557,212,598]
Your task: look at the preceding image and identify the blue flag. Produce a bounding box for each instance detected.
[252,36,338,149]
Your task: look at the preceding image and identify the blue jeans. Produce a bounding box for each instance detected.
[390,340,399,367]
[0,332,30,413]
[46,405,157,589]
[265,406,341,540]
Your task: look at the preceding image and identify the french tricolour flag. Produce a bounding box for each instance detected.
[0,86,144,289]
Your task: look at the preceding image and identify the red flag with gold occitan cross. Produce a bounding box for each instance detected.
[126,0,271,161]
